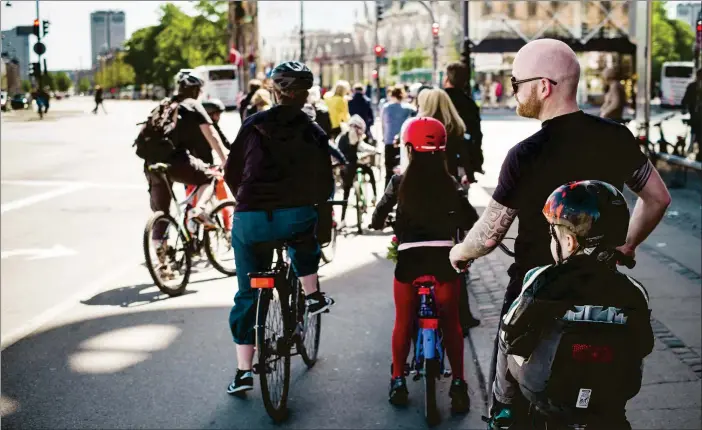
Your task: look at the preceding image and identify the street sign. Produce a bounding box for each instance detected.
[33,42,46,55]
[15,25,35,36]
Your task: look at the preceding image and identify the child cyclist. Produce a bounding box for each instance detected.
[371,117,478,413]
[486,180,654,430]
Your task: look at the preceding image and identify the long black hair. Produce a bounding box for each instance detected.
[397,149,458,223]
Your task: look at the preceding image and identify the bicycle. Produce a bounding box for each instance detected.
[319,200,347,264]
[143,163,236,297]
[351,152,380,235]
[248,231,330,423]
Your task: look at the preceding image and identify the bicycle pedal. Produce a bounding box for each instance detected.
[252,364,261,375]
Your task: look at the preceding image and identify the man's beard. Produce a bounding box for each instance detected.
[516,86,542,119]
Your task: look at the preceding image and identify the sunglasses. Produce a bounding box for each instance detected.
[511,76,558,94]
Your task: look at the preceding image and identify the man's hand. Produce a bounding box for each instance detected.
[615,243,636,263]
[449,243,473,272]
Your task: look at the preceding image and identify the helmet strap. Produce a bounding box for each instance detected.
[550,224,565,265]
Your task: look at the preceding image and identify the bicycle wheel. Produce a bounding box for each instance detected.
[354,180,365,235]
[143,211,191,296]
[320,223,337,264]
[256,288,291,423]
[425,358,441,426]
[204,200,236,276]
[298,281,321,368]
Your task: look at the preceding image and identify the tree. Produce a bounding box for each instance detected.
[21,79,32,93]
[77,77,91,93]
[651,2,696,93]
[54,71,72,92]
[124,26,160,86]
[95,52,135,89]
[390,48,430,76]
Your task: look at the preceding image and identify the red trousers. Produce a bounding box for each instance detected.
[392,277,464,379]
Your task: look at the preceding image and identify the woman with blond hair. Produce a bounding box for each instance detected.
[401,88,475,184]
[245,88,273,118]
[326,80,351,140]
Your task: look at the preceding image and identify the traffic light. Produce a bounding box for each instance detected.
[42,20,49,37]
[432,22,440,39]
[372,69,378,80]
[32,19,40,37]
[374,44,385,57]
[376,1,384,22]
[29,62,41,77]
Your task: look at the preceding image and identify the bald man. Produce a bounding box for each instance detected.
[449,39,671,425]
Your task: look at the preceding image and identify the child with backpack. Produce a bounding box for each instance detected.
[486,180,654,430]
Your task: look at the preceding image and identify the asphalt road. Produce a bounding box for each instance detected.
[1,97,699,429]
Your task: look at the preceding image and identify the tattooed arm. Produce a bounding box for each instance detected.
[449,199,518,270]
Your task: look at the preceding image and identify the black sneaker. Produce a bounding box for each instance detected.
[305,291,335,316]
[227,369,253,397]
[449,378,470,414]
[388,376,409,406]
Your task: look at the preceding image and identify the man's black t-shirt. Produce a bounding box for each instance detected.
[174,98,214,164]
[492,110,651,276]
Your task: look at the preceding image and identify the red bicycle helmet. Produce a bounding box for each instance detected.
[402,117,447,153]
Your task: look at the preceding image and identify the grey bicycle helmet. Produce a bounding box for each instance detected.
[202,98,225,113]
[270,61,313,95]
[178,73,205,88]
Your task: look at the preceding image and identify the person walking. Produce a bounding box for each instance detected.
[92,85,106,114]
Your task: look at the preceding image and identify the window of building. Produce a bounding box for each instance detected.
[528,1,538,17]
[507,3,516,18]
[483,0,492,15]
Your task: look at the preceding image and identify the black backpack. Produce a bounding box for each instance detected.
[133,98,180,162]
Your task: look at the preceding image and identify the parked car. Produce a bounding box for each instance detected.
[1,91,7,111]
[10,94,29,110]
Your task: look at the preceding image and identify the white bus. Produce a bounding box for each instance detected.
[660,61,695,107]
[193,65,240,109]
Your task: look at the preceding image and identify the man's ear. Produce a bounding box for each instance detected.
[567,234,578,253]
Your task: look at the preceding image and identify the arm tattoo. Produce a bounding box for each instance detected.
[626,160,653,194]
[462,200,518,259]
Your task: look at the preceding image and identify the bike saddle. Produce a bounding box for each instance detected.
[148,163,170,173]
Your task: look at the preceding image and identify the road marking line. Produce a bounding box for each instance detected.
[0,183,86,214]
[0,260,140,351]
[1,179,144,191]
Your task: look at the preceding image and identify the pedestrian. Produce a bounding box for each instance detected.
[600,67,625,122]
[380,86,414,187]
[239,79,261,121]
[681,68,701,157]
[348,82,375,143]
[326,80,351,141]
[448,38,671,418]
[244,88,272,118]
[92,85,106,114]
[443,62,484,180]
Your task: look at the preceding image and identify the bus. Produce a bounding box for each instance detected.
[193,65,240,109]
[660,61,695,107]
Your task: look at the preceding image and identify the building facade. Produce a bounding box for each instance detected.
[673,1,702,35]
[90,10,126,69]
[1,27,30,81]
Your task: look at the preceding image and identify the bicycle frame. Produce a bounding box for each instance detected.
[410,277,446,378]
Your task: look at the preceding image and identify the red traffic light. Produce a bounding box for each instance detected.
[374,45,384,56]
[432,22,439,36]
[33,19,39,26]
[697,22,702,32]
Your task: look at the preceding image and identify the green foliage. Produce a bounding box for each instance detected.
[389,48,429,76]
[77,77,91,93]
[21,79,32,93]
[94,52,135,88]
[651,1,696,90]
[53,71,72,92]
[123,1,230,89]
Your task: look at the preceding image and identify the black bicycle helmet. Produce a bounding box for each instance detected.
[178,73,205,88]
[202,98,225,113]
[542,180,629,263]
[270,61,313,95]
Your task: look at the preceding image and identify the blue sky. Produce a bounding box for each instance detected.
[0,1,364,70]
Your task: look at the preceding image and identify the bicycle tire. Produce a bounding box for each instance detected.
[298,281,322,368]
[320,224,337,264]
[425,358,441,426]
[256,288,291,423]
[204,200,236,276]
[354,180,365,235]
[143,211,191,297]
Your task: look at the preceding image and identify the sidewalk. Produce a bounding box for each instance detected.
[464,216,702,429]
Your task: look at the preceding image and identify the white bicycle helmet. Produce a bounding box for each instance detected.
[270,61,314,96]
